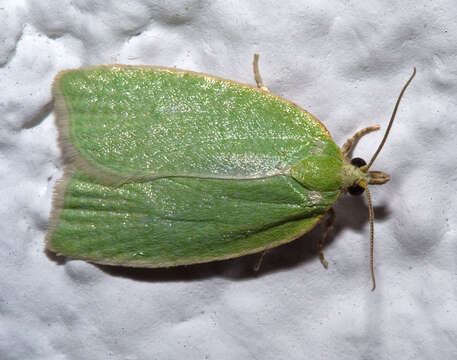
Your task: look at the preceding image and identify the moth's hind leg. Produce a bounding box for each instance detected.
[341,126,380,155]
[318,208,335,269]
[253,250,268,272]
[253,54,270,92]
[255,208,335,271]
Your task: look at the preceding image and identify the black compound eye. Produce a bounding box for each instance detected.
[351,157,366,168]
[348,184,365,196]
[348,157,367,196]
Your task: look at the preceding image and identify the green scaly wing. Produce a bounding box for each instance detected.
[54,66,340,182]
[47,66,342,266]
[49,172,339,266]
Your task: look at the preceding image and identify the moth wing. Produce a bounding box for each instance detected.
[53,66,339,183]
[47,171,339,267]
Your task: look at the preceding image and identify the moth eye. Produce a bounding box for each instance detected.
[351,157,367,168]
[348,158,367,195]
[348,184,365,196]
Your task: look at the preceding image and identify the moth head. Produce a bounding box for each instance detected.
[347,157,390,196]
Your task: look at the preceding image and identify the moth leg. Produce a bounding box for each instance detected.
[341,126,380,155]
[318,208,335,269]
[253,54,270,92]
[253,250,268,272]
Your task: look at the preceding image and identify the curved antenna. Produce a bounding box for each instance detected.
[362,182,376,291]
[366,68,416,170]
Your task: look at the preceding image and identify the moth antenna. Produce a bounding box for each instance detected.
[362,182,376,291]
[366,68,416,170]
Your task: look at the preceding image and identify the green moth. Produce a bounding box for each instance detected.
[47,54,415,289]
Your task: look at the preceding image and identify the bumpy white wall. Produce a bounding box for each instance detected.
[1,1,456,359]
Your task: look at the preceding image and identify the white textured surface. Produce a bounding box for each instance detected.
[1,1,456,359]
